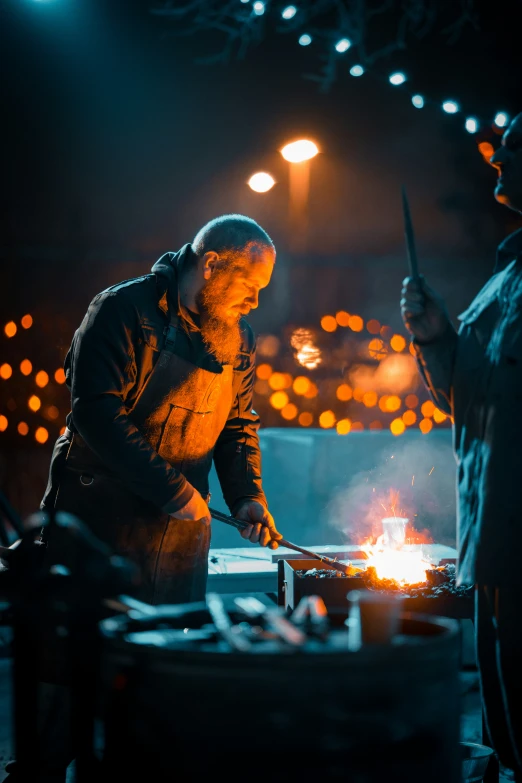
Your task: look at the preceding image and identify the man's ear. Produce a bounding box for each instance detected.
[201,251,219,280]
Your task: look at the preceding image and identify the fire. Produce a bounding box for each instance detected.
[361,516,434,585]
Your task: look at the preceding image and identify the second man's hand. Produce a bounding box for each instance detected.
[400,275,451,344]
[234,501,283,550]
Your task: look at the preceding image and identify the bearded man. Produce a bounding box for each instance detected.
[41,214,281,605]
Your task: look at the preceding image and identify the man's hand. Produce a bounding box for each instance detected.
[170,488,211,525]
[235,501,282,550]
[400,275,451,344]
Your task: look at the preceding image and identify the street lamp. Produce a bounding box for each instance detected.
[280,138,319,252]
[248,172,276,193]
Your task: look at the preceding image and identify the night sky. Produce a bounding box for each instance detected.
[0,0,521,343]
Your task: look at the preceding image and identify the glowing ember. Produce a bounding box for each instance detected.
[362,517,434,585]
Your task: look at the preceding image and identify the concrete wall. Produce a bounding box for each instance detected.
[209,427,456,549]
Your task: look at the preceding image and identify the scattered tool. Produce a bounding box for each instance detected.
[234,596,306,647]
[209,507,353,575]
[207,592,252,652]
[401,185,420,281]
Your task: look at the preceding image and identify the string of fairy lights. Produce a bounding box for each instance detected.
[242,1,511,136]
[0,317,67,444]
[1,308,448,443]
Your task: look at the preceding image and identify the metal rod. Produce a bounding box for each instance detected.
[401,185,419,280]
[209,507,352,575]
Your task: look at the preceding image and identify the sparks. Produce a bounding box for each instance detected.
[380,503,387,513]
[429,466,435,476]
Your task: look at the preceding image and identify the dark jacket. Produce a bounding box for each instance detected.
[44,245,267,516]
[414,229,522,585]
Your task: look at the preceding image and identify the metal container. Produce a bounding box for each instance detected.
[279,558,474,621]
[99,602,461,782]
[461,742,495,782]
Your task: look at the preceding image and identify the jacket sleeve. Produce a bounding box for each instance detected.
[68,291,194,513]
[411,323,459,416]
[213,342,267,515]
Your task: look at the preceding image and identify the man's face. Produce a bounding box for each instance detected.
[490,113,522,213]
[196,248,274,364]
[200,249,275,325]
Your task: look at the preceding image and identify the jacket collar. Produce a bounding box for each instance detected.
[151,244,196,320]
[494,227,522,273]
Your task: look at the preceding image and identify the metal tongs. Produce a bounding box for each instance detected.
[209,507,352,575]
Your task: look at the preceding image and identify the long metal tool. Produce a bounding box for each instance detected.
[209,506,352,575]
[401,185,419,280]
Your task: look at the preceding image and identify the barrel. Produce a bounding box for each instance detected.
[99,610,461,782]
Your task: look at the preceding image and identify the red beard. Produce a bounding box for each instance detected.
[196,271,242,365]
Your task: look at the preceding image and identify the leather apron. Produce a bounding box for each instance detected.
[53,314,239,605]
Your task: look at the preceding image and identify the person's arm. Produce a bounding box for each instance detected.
[401,275,458,416]
[213,338,282,549]
[69,290,198,515]
[213,348,267,513]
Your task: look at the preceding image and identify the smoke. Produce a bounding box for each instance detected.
[325,437,457,546]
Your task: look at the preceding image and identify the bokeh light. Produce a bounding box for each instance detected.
[319,410,336,428]
[411,94,424,109]
[336,418,351,435]
[293,376,311,395]
[433,408,447,423]
[248,172,275,193]
[390,418,406,436]
[21,314,33,329]
[4,322,17,338]
[349,65,364,77]
[442,100,459,114]
[402,410,417,426]
[390,334,406,352]
[368,338,387,360]
[20,359,33,376]
[270,391,289,410]
[298,412,313,426]
[280,139,319,163]
[257,335,280,357]
[256,363,272,380]
[369,420,383,430]
[269,372,292,390]
[321,315,337,332]
[353,387,364,402]
[494,112,509,128]
[351,422,364,431]
[348,315,363,332]
[419,418,433,434]
[282,5,296,19]
[385,395,401,412]
[0,364,13,380]
[334,38,352,53]
[303,382,318,399]
[18,422,29,436]
[0,415,8,432]
[362,391,378,408]
[35,370,49,388]
[335,310,350,327]
[336,383,353,401]
[28,395,41,412]
[46,405,60,420]
[281,403,298,420]
[405,394,419,409]
[298,34,312,46]
[421,400,435,418]
[35,427,49,444]
[54,368,66,384]
[366,319,380,334]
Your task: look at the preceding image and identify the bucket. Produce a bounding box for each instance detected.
[461,742,495,783]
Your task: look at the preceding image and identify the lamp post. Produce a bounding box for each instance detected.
[280,139,319,253]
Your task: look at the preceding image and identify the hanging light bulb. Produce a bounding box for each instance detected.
[281,5,297,19]
[442,100,459,114]
[389,72,406,86]
[334,38,352,53]
[494,112,509,128]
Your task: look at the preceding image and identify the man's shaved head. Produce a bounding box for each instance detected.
[192,214,275,264]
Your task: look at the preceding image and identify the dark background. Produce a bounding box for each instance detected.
[1,0,521,519]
